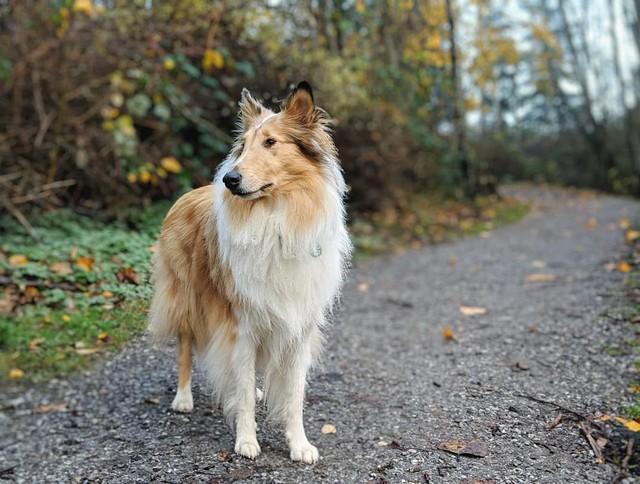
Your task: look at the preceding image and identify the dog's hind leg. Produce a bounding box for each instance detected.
[172,330,194,413]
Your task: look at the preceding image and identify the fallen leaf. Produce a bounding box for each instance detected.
[116,267,141,285]
[9,254,28,266]
[357,282,369,292]
[630,386,640,393]
[614,416,640,432]
[596,415,612,421]
[531,260,547,268]
[160,156,182,174]
[321,423,337,434]
[96,332,110,343]
[217,450,231,462]
[101,290,113,298]
[619,218,630,229]
[526,273,557,282]
[459,306,487,316]
[144,397,160,404]
[9,368,25,379]
[76,256,95,272]
[438,439,488,457]
[24,286,40,299]
[585,218,598,230]
[75,348,100,356]
[442,327,455,340]
[595,437,609,450]
[448,255,458,266]
[49,261,73,275]
[626,230,640,244]
[29,337,45,352]
[616,261,631,273]
[33,402,69,414]
[62,314,71,323]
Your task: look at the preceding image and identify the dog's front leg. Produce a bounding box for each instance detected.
[230,326,261,460]
[280,339,318,464]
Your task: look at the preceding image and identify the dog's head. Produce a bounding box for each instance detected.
[221,82,335,200]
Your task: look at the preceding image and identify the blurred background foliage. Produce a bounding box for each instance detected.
[0,0,639,217]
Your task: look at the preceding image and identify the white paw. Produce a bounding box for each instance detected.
[290,441,319,464]
[255,387,264,403]
[171,390,193,413]
[235,439,261,459]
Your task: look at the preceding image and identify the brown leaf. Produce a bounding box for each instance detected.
[49,261,73,275]
[321,423,337,434]
[438,439,488,457]
[116,267,141,285]
[616,261,631,273]
[76,256,95,272]
[217,451,231,462]
[526,273,556,282]
[33,402,69,414]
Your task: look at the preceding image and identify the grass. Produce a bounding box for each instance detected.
[1,193,530,383]
[609,222,640,421]
[0,202,170,382]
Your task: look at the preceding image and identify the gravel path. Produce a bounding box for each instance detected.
[1,185,639,483]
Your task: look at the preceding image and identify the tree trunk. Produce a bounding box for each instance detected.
[445,0,477,198]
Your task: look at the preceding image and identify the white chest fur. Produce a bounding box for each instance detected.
[214,183,350,331]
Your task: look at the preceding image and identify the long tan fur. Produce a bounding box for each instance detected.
[148,82,351,463]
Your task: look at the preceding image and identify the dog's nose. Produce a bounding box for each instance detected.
[223,171,242,190]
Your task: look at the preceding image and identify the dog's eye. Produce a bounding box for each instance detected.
[263,138,276,147]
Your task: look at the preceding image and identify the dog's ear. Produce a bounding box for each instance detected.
[282,81,316,126]
[238,88,264,130]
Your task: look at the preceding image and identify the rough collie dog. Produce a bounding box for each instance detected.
[148,82,351,463]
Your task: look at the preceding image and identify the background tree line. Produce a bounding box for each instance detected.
[1,0,639,224]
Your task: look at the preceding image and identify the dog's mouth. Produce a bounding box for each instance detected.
[229,183,274,198]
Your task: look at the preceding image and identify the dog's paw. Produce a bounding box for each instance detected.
[255,387,263,403]
[171,390,193,413]
[235,439,261,460]
[290,441,319,464]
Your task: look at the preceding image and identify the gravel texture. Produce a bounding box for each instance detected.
[1,185,639,483]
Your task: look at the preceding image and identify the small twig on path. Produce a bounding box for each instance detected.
[612,438,635,482]
[546,413,563,430]
[578,420,604,465]
[515,392,586,421]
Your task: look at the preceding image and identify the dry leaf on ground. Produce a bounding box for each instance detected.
[33,403,69,414]
[526,273,557,282]
[75,348,100,356]
[619,218,630,229]
[438,439,488,457]
[49,261,73,275]
[442,327,455,340]
[321,423,337,434]
[459,306,487,316]
[616,261,631,273]
[9,254,28,266]
[9,368,25,379]
[626,230,640,244]
[614,416,640,432]
[585,218,598,230]
[76,256,95,271]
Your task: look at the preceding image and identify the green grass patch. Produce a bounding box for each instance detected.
[0,203,170,382]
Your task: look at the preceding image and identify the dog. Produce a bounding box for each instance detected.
[148,81,351,464]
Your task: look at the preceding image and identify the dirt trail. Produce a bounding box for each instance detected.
[1,185,639,483]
